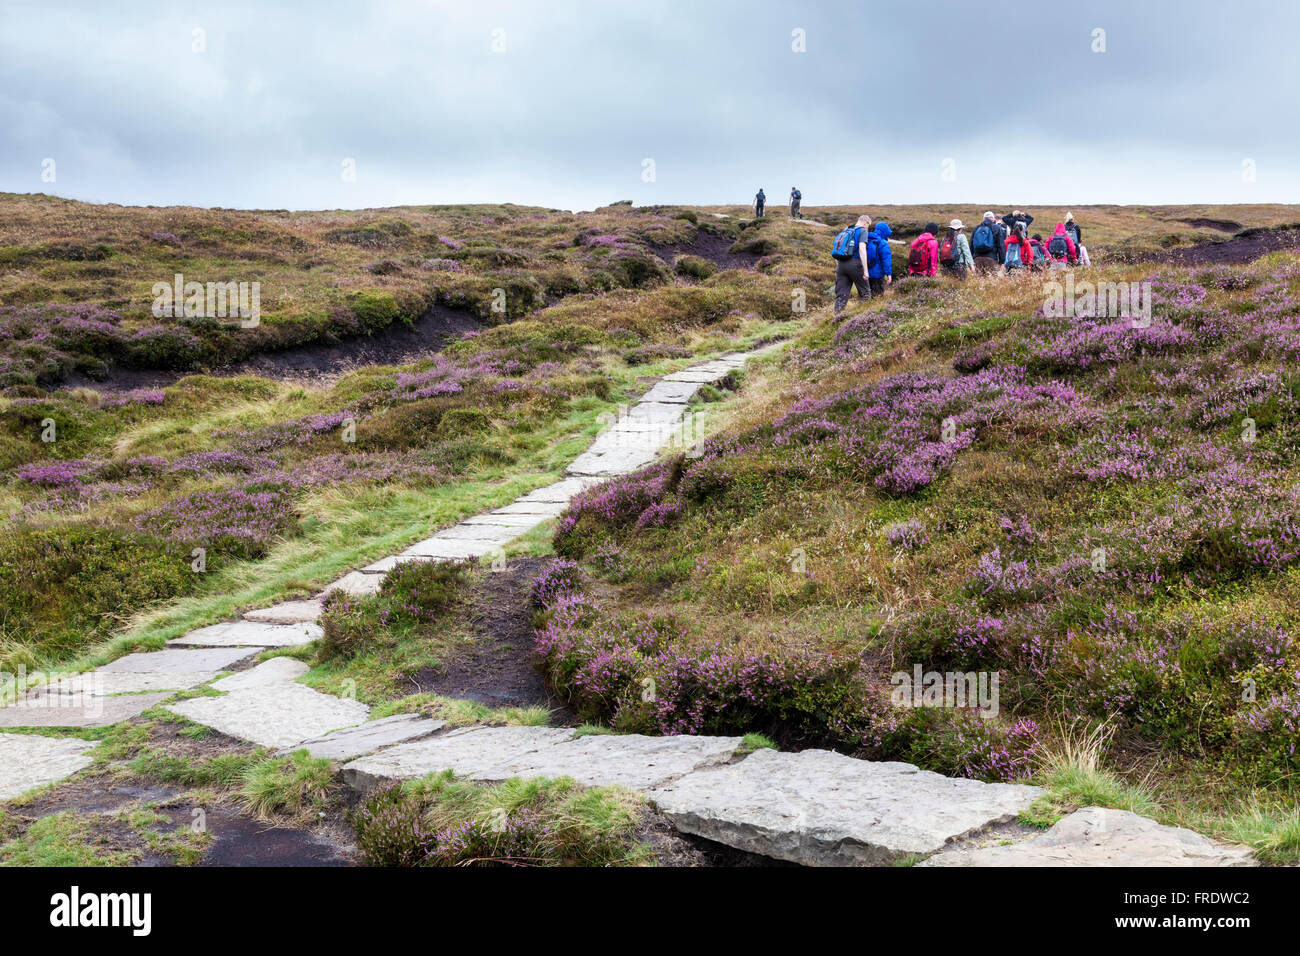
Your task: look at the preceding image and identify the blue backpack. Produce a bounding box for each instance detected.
[831,226,861,261]
[972,222,996,255]
[1005,240,1024,268]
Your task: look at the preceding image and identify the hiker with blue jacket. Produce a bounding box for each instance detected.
[831,215,872,313]
[1002,210,1034,235]
[790,187,802,219]
[754,188,765,217]
[867,221,893,296]
[970,211,1005,275]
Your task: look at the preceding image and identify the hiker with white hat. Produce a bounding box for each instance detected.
[939,219,974,280]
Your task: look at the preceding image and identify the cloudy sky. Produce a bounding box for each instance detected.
[1,0,1296,210]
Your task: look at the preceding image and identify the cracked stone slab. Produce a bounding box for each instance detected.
[0,692,174,729]
[639,380,701,404]
[170,620,322,648]
[321,571,385,596]
[41,671,215,696]
[0,733,98,799]
[167,683,370,749]
[567,446,660,476]
[429,523,526,543]
[210,657,309,691]
[515,477,600,503]
[243,600,322,624]
[648,748,1043,866]
[625,402,686,425]
[462,511,553,529]
[398,536,509,560]
[288,714,447,762]
[101,646,258,675]
[343,726,576,791]
[664,366,735,383]
[921,807,1256,867]
[483,499,570,517]
[487,733,744,790]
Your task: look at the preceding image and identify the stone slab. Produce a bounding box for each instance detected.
[921,807,1255,867]
[625,402,687,425]
[399,536,510,560]
[664,366,734,384]
[101,646,258,675]
[342,726,576,791]
[516,477,600,503]
[486,499,570,517]
[487,733,743,790]
[639,380,700,404]
[428,523,526,543]
[320,571,385,596]
[166,683,370,749]
[209,657,309,691]
[648,748,1043,866]
[243,600,323,624]
[567,446,660,477]
[462,511,552,529]
[0,692,173,729]
[42,671,215,696]
[0,733,97,800]
[288,714,447,762]
[169,620,322,648]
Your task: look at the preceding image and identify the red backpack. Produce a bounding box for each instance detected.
[907,238,932,275]
[939,236,955,264]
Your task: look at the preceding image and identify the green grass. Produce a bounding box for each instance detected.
[240,751,335,821]
[0,810,138,866]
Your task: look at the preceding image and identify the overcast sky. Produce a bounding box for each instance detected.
[1,0,1296,210]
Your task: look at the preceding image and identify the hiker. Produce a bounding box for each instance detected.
[1002,209,1034,234]
[1028,233,1049,272]
[940,219,974,279]
[970,211,1005,275]
[907,221,940,277]
[1064,213,1091,266]
[754,188,765,217]
[831,215,872,312]
[790,187,802,219]
[1047,222,1078,270]
[1063,212,1082,248]
[1002,223,1033,274]
[866,221,893,296]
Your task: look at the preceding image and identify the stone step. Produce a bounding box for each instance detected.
[0,691,174,729]
[647,748,1043,867]
[209,657,309,692]
[287,714,447,761]
[166,682,370,749]
[920,806,1255,867]
[243,600,323,625]
[0,733,97,800]
[341,726,744,792]
[169,620,322,648]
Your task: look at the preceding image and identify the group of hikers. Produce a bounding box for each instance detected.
[829,209,1090,313]
[753,187,801,219]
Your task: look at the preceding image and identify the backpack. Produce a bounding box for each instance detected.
[907,239,931,274]
[831,226,861,261]
[972,222,996,255]
[1048,234,1069,259]
[940,236,955,264]
[1030,241,1047,264]
[792,189,802,201]
[1005,240,1024,268]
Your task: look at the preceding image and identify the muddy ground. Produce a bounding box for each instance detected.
[1141,224,1300,266]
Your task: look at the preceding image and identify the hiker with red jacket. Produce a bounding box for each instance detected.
[1047,222,1078,268]
[907,222,940,277]
[1002,222,1033,274]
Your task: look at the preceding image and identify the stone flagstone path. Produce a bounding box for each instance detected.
[0,341,1257,866]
